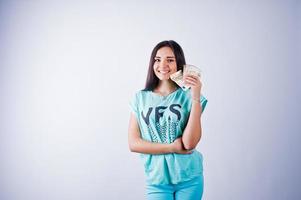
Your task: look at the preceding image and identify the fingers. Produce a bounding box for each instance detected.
[184,74,199,81]
[184,79,197,86]
[185,150,194,154]
[184,75,200,86]
[183,150,194,154]
[177,149,194,154]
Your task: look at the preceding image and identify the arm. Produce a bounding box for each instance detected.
[182,101,202,150]
[128,113,192,154]
[182,74,203,150]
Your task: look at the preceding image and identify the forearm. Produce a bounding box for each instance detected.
[182,101,202,150]
[130,138,173,154]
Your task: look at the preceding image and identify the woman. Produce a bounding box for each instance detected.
[128,40,208,200]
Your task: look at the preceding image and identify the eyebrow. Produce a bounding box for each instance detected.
[154,56,175,59]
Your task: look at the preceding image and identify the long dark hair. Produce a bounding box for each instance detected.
[143,40,186,91]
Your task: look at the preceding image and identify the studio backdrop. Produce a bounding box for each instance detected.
[0,0,300,200]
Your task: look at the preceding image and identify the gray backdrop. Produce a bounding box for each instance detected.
[0,0,300,199]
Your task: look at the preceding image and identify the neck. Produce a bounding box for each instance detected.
[154,80,177,95]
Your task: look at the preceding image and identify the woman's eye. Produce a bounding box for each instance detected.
[155,59,160,62]
[168,59,174,63]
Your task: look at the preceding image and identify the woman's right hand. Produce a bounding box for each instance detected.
[171,137,194,154]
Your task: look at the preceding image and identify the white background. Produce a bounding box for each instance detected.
[0,0,300,199]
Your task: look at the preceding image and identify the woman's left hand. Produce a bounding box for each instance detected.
[183,74,202,99]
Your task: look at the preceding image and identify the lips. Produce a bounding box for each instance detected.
[158,70,170,75]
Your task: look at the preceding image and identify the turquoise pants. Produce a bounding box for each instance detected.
[146,175,204,200]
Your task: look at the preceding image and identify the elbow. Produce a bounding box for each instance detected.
[183,142,197,151]
[128,143,136,152]
[182,127,202,150]
[182,136,201,151]
[128,138,140,153]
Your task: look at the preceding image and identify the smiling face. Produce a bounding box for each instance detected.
[153,47,177,81]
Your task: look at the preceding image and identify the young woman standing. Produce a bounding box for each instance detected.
[128,40,208,200]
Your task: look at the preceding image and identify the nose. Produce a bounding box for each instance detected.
[159,59,169,68]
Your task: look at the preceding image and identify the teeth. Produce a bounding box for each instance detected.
[159,71,169,74]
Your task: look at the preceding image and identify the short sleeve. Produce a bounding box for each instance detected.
[129,92,139,118]
[200,95,208,113]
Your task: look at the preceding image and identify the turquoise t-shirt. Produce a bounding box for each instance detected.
[129,87,208,185]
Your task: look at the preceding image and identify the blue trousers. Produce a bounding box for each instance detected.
[146,175,204,200]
